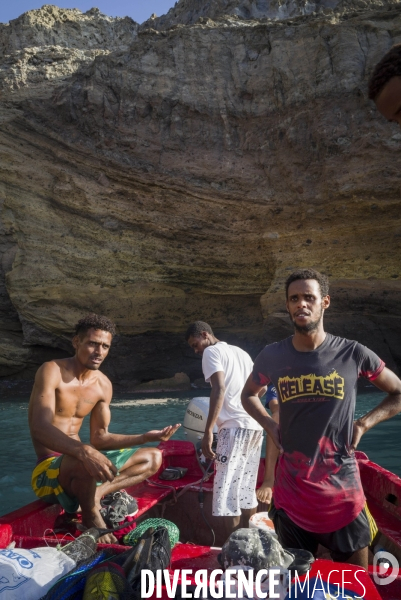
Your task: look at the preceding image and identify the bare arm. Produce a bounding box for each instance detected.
[241,373,283,451]
[29,362,117,482]
[201,370,225,460]
[351,367,401,452]
[90,389,180,451]
[257,399,279,505]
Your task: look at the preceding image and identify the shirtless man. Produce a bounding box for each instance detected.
[29,314,180,543]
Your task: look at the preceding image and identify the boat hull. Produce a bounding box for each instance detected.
[1,442,401,599]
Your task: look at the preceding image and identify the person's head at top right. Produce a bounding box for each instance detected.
[369,43,401,125]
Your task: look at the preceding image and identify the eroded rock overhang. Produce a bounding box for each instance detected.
[0,2,400,383]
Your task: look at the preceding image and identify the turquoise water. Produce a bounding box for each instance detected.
[0,389,400,516]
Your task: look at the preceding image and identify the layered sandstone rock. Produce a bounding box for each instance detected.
[0,2,401,385]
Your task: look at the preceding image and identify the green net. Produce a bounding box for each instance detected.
[123,518,180,548]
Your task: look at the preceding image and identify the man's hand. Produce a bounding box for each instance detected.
[201,430,216,460]
[256,482,273,505]
[145,424,181,443]
[349,419,367,454]
[349,368,401,454]
[78,445,118,483]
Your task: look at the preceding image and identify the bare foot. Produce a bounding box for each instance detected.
[81,510,118,544]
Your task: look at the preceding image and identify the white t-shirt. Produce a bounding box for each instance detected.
[202,341,262,431]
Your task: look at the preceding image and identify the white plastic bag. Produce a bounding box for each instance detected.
[0,546,76,600]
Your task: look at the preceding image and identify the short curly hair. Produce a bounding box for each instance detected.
[74,314,116,338]
[185,321,214,341]
[368,44,401,100]
[285,268,329,298]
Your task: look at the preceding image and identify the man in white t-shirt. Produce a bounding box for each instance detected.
[186,320,265,538]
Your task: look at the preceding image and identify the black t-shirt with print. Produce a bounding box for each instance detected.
[252,333,385,533]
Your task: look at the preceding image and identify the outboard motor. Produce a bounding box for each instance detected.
[183,397,218,472]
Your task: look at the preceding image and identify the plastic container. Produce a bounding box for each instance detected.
[249,512,276,533]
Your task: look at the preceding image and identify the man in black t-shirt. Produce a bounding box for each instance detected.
[241,268,401,568]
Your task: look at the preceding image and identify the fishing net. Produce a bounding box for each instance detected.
[123,518,179,548]
[41,525,173,600]
[125,525,171,600]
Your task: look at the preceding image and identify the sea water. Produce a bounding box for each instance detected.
[0,389,400,516]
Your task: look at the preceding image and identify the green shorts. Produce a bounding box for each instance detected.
[31,447,138,513]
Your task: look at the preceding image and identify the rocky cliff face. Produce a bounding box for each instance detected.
[148,0,401,26]
[1,2,401,386]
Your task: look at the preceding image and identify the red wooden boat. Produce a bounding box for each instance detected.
[1,441,401,599]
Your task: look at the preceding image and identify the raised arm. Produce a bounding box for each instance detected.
[29,362,117,483]
[241,374,282,452]
[90,383,180,451]
[351,367,401,452]
[201,370,225,460]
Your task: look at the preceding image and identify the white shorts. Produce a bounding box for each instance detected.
[212,427,263,517]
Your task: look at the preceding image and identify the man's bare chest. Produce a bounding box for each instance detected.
[55,384,102,419]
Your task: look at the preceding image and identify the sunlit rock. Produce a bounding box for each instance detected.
[0,2,400,383]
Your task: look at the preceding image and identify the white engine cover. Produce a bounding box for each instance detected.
[183,397,218,447]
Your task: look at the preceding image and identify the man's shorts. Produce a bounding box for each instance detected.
[213,428,263,517]
[269,498,378,561]
[31,447,138,513]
